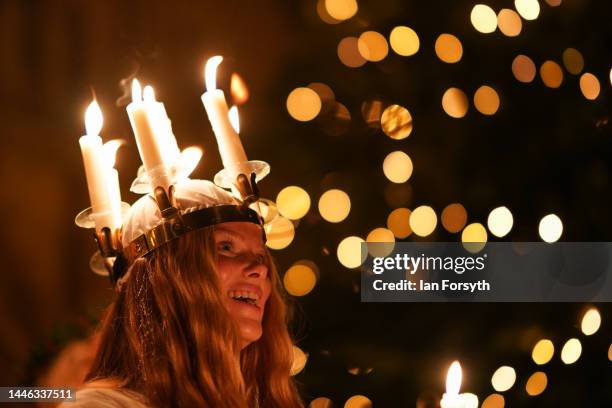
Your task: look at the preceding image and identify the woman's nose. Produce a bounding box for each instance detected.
[243,255,268,280]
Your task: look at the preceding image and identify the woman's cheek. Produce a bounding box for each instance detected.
[215,256,238,283]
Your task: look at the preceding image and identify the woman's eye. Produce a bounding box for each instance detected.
[217,241,234,253]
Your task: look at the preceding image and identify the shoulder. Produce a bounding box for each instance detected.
[58,384,150,408]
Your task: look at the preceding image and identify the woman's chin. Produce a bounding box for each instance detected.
[237,319,263,348]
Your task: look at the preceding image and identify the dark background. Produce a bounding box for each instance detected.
[0,0,610,406]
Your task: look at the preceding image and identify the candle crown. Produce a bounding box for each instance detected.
[78,59,271,287]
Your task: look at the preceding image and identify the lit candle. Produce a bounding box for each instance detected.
[102,140,124,230]
[440,361,465,408]
[201,56,248,173]
[79,101,121,231]
[142,85,180,165]
[126,79,170,192]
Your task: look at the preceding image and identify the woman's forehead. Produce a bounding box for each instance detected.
[214,222,265,246]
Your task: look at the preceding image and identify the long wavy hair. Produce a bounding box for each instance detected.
[86,225,303,407]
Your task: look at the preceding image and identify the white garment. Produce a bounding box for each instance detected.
[121,178,238,247]
[58,387,150,408]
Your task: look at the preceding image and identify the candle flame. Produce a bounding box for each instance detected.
[85,100,103,136]
[230,72,249,105]
[205,56,223,91]
[446,361,462,396]
[228,106,240,133]
[143,85,156,102]
[103,139,124,168]
[179,146,203,177]
[131,79,142,102]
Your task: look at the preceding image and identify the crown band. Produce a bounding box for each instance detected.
[123,204,263,265]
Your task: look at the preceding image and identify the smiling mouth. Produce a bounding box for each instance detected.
[228,290,261,308]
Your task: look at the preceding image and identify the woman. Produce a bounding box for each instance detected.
[62,179,304,407]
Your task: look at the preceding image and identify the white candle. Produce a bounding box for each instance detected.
[143,85,180,165]
[106,168,122,229]
[102,140,124,230]
[201,56,248,172]
[79,101,121,231]
[440,361,465,408]
[126,79,170,192]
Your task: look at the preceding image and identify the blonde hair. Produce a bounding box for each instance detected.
[86,226,303,407]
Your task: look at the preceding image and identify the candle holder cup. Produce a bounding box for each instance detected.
[75,203,130,276]
[214,160,270,203]
[130,161,199,195]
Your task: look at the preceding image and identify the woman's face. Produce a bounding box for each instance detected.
[213,222,271,348]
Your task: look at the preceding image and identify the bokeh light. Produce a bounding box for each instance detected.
[473,85,500,115]
[608,343,612,361]
[317,0,341,24]
[487,206,513,237]
[545,0,561,6]
[358,31,389,62]
[491,366,516,392]
[387,208,412,239]
[325,0,358,21]
[532,339,555,365]
[442,203,468,233]
[308,82,336,113]
[562,48,584,75]
[561,338,582,364]
[461,223,488,253]
[344,395,372,408]
[579,73,601,100]
[338,37,367,68]
[265,216,295,250]
[461,223,488,242]
[471,4,498,34]
[540,61,564,88]
[497,9,522,37]
[259,199,279,224]
[383,151,413,183]
[284,263,318,296]
[290,345,308,376]
[318,189,351,223]
[581,308,601,335]
[442,88,469,118]
[366,227,395,257]
[525,372,548,396]
[461,393,479,408]
[347,367,373,376]
[481,393,505,408]
[310,397,334,408]
[389,26,420,56]
[319,102,351,136]
[515,0,540,20]
[287,88,322,121]
[410,206,437,237]
[512,55,536,83]
[538,213,563,243]
[435,34,463,63]
[337,236,367,269]
[381,104,413,139]
[361,99,384,128]
[277,186,311,220]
